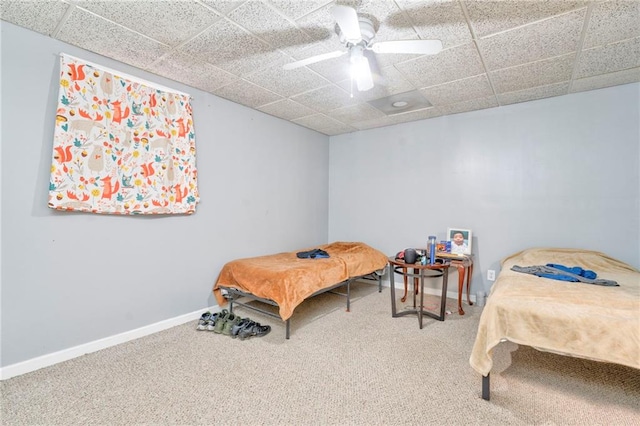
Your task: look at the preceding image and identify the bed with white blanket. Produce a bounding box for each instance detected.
[469,248,640,400]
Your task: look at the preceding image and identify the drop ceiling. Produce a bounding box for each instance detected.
[2,0,639,136]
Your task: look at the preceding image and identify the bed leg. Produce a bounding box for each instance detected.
[378,274,382,293]
[346,280,351,312]
[285,319,290,340]
[482,374,490,401]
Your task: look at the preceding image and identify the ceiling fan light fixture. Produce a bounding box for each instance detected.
[350,45,374,92]
[350,56,368,79]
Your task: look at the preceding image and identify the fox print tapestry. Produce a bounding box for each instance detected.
[48,54,199,215]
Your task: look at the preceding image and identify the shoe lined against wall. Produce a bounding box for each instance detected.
[196,310,271,340]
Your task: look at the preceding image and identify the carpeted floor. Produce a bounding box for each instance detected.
[2,281,639,425]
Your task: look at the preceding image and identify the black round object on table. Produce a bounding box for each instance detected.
[404,248,417,264]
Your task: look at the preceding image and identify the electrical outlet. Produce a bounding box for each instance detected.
[487,270,496,281]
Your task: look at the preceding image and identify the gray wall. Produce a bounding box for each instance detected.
[328,83,640,294]
[1,22,329,367]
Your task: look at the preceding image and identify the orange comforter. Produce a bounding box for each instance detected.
[213,241,388,320]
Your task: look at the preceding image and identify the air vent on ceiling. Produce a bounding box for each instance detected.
[368,90,432,116]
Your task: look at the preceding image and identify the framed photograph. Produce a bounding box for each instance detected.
[447,228,472,255]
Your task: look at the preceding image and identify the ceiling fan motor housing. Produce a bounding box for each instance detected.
[338,17,375,47]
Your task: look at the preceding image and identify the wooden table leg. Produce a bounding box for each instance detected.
[401,267,420,303]
[456,263,465,315]
[466,263,474,306]
[401,267,408,303]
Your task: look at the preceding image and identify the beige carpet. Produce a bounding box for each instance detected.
[2,282,639,425]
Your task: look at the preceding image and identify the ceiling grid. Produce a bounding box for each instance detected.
[1,0,638,135]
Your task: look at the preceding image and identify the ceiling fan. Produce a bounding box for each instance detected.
[283,5,443,92]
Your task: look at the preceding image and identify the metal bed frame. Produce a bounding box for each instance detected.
[220,271,383,339]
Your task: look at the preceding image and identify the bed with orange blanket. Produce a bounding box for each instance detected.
[470,248,640,400]
[213,241,388,338]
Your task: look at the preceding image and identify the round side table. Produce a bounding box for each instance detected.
[388,257,451,328]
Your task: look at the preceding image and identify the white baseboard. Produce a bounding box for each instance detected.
[0,305,218,381]
[1,278,476,381]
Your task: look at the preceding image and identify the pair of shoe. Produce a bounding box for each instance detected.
[196,310,224,331]
[196,309,236,333]
[210,310,247,335]
[196,310,270,339]
[219,311,241,335]
[196,311,215,331]
[232,318,271,340]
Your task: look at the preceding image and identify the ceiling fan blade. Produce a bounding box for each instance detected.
[370,39,443,55]
[282,50,347,70]
[331,5,362,43]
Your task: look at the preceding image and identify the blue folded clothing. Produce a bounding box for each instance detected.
[511,264,618,286]
[546,263,597,279]
[296,248,330,259]
[537,272,577,282]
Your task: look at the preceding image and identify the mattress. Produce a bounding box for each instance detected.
[469,247,640,376]
[213,241,388,321]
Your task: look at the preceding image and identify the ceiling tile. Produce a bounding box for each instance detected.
[436,95,498,116]
[327,103,387,124]
[420,74,493,106]
[498,82,569,106]
[146,52,239,93]
[570,67,640,93]
[222,49,289,78]
[293,113,357,135]
[268,0,333,20]
[583,0,640,48]
[351,114,398,130]
[293,1,359,50]
[322,126,358,136]
[258,99,317,121]
[395,0,472,48]
[353,106,441,130]
[0,0,69,35]
[181,18,285,76]
[394,42,485,88]
[356,0,419,43]
[73,0,222,46]
[479,9,585,71]
[199,0,248,16]
[229,1,321,55]
[291,84,359,112]
[463,0,588,38]
[289,44,350,83]
[57,7,169,70]
[386,106,442,123]
[244,62,329,97]
[212,80,282,108]
[576,36,640,79]
[491,53,574,93]
[372,51,423,68]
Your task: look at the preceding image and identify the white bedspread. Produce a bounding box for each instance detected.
[470,248,640,376]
